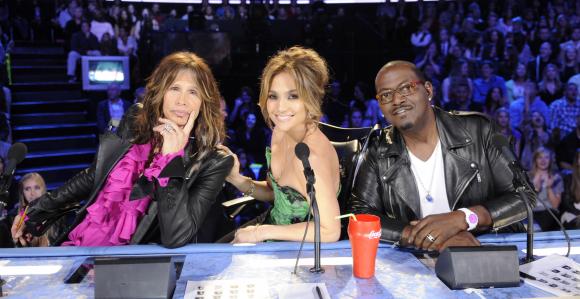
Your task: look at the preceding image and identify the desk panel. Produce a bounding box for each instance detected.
[0,230,578,298]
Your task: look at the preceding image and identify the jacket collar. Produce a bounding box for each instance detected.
[380,107,475,217]
[383,107,473,157]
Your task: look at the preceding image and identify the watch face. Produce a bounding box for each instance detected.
[468,214,478,224]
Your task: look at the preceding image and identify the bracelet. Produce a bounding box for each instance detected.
[243,178,255,197]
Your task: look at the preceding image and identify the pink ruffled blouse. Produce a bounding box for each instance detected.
[62,143,183,246]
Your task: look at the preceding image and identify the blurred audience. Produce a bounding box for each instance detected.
[67,20,100,83]
[520,111,551,170]
[556,115,580,171]
[549,82,579,141]
[509,81,550,131]
[530,147,563,231]
[96,83,131,134]
[560,150,580,229]
[473,60,507,105]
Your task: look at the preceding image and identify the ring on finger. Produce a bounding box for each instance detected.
[426,233,436,242]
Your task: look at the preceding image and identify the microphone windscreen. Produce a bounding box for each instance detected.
[294,142,310,161]
[491,133,510,150]
[491,133,516,162]
[7,142,27,165]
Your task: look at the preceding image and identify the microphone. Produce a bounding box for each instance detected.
[0,143,27,209]
[295,142,311,168]
[295,142,315,185]
[491,133,536,263]
[491,134,533,190]
[492,133,516,163]
[293,142,323,274]
[492,134,572,261]
[4,142,27,176]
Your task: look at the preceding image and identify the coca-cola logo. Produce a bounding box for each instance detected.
[367,230,381,239]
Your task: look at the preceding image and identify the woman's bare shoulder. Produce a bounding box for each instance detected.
[303,130,339,169]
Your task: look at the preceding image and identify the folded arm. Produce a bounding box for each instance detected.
[155,152,234,248]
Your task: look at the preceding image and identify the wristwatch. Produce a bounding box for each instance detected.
[458,208,478,231]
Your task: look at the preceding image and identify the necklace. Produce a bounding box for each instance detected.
[409,143,439,203]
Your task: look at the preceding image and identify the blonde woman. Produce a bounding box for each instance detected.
[529,147,563,231]
[11,173,49,247]
[219,46,341,243]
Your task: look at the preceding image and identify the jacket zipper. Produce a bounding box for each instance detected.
[452,169,479,210]
[388,186,395,219]
[383,157,399,219]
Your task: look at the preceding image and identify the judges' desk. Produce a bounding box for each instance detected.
[1,230,579,298]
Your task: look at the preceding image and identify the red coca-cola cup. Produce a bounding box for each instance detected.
[348,214,381,278]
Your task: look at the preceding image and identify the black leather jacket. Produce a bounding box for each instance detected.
[26,105,234,248]
[348,107,536,243]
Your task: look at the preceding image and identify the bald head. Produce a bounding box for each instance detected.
[374,60,434,133]
[375,60,426,91]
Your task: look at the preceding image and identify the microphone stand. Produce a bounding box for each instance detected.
[303,167,324,274]
[506,161,535,263]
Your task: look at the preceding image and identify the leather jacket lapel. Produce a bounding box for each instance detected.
[382,128,421,218]
[434,108,477,209]
[442,150,477,210]
[385,159,421,218]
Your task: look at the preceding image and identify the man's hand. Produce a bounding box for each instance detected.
[400,225,413,247]
[436,231,480,252]
[153,111,196,155]
[407,211,468,250]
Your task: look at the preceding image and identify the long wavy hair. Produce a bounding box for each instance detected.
[538,63,562,93]
[133,51,224,164]
[258,46,329,128]
[530,146,556,177]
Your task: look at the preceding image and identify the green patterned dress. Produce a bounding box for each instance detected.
[266,148,311,225]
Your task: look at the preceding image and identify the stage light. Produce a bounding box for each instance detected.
[105,0,442,4]
[326,0,385,3]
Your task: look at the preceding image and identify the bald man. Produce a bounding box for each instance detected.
[348,61,536,252]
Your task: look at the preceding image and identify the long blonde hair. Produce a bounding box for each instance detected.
[258,46,329,128]
[530,146,556,177]
[18,173,46,212]
[133,51,225,160]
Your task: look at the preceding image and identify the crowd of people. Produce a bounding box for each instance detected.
[0,0,577,249]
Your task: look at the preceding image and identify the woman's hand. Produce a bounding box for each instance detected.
[15,233,33,247]
[153,111,196,155]
[232,225,263,243]
[11,218,24,243]
[216,144,242,184]
[546,175,559,189]
[11,219,33,247]
[533,173,546,191]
